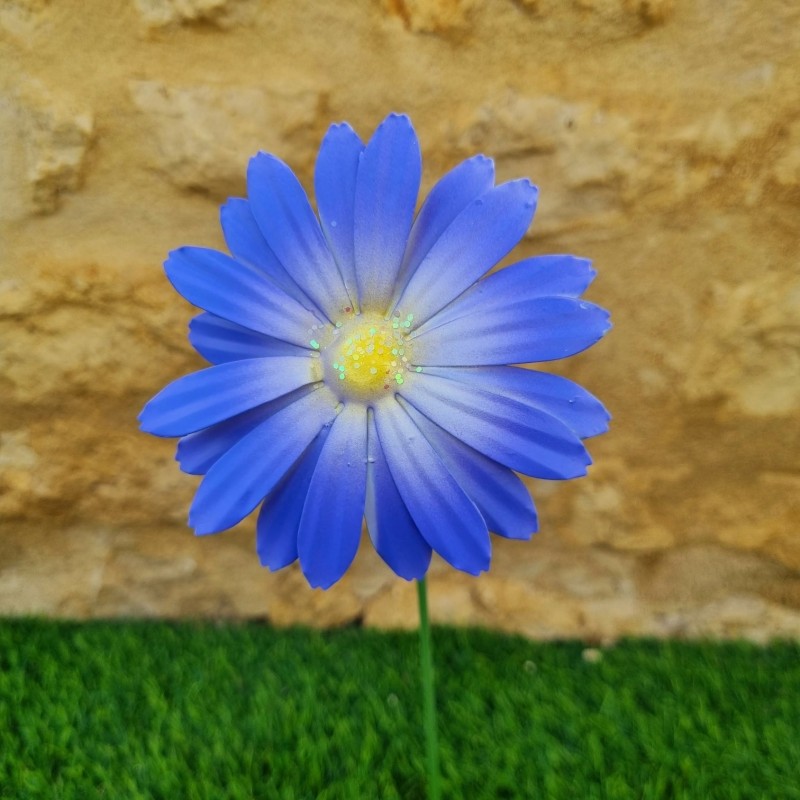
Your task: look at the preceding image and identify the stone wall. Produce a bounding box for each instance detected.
[1,0,798,641]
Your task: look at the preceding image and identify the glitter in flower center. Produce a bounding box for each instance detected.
[319,312,418,400]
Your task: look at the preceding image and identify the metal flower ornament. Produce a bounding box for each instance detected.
[140,112,610,584]
[140,113,610,797]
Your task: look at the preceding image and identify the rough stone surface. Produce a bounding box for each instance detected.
[1,0,798,640]
[383,0,481,33]
[683,274,800,416]
[4,79,94,215]
[133,0,255,29]
[130,80,323,197]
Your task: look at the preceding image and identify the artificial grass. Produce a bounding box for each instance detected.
[1,620,799,800]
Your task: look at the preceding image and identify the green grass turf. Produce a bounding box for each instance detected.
[1,620,799,800]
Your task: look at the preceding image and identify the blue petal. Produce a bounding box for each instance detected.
[315,123,364,303]
[220,198,314,308]
[176,388,310,475]
[401,399,538,540]
[412,296,611,365]
[247,153,352,321]
[164,247,321,346]
[189,386,339,534]
[375,400,490,575]
[353,114,421,311]
[139,356,317,437]
[420,366,610,439]
[189,313,308,364]
[507,255,596,296]
[394,179,537,324]
[256,425,331,571]
[414,255,596,336]
[403,372,591,480]
[297,404,368,589]
[365,411,431,580]
[392,154,495,302]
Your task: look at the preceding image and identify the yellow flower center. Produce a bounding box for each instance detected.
[317,312,419,402]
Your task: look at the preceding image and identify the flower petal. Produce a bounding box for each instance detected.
[412,296,611,365]
[391,154,495,303]
[507,254,596,297]
[354,114,421,311]
[189,386,339,534]
[403,372,591,479]
[164,247,321,346]
[420,366,610,439]
[189,313,308,364]
[139,357,318,437]
[365,411,431,580]
[220,198,313,308]
[395,179,537,324]
[176,388,311,475]
[374,399,490,575]
[297,404,368,589]
[413,255,596,337]
[401,399,538,540]
[315,123,364,302]
[256,425,331,571]
[247,153,352,320]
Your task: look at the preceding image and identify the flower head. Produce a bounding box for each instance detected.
[139,113,610,589]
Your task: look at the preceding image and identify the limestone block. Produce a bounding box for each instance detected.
[72,429,195,527]
[578,598,652,642]
[0,96,24,224]
[474,577,584,639]
[362,579,418,630]
[450,91,638,234]
[133,0,253,28]
[753,473,800,572]
[676,107,770,162]
[382,0,481,33]
[771,119,800,192]
[0,262,199,527]
[0,276,35,316]
[0,0,49,41]
[623,0,674,25]
[129,80,323,197]
[0,283,191,406]
[558,109,638,192]
[641,97,784,210]
[0,526,112,617]
[261,566,364,628]
[13,80,94,214]
[0,432,41,518]
[94,524,276,618]
[636,544,794,606]
[0,261,196,400]
[664,596,800,644]
[569,0,674,32]
[567,458,681,551]
[364,541,637,639]
[0,412,189,527]
[683,274,800,416]
[679,473,800,570]
[456,93,580,157]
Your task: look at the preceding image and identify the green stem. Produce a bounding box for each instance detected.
[417,577,442,800]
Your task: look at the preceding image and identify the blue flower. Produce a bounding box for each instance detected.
[139,113,610,589]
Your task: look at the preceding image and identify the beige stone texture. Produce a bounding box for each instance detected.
[1,0,798,640]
